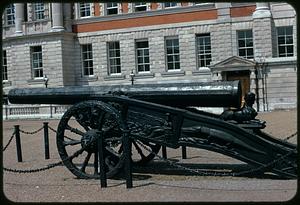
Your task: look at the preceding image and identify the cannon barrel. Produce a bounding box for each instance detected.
[8,80,242,108]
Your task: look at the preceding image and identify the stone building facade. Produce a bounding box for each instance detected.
[2,2,297,112]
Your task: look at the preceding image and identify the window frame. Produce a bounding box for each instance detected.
[2,50,8,81]
[79,3,92,18]
[135,39,150,73]
[81,44,94,76]
[31,46,43,79]
[165,36,181,71]
[162,2,179,9]
[33,3,45,20]
[277,26,294,57]
[134,2,147,12]
[106,3,119,15]
[5,4,15,25]
[107,41,121,75]
[196,34,212,69]
[237,29,254,59]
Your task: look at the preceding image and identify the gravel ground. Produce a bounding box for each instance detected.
[2,108,297,202]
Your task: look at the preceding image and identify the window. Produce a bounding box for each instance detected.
[5,4,15,25]
[81,44,94,76]
[79,3,91,17]
[165,37,180,70]
[31,46,43,78]
[237,30,254,59]
[2,50,8,81]
[196,34,211,68]
[136,40,150,72]
[34,3,45,20]
[277,26,293,57]
[134,3,147,12]
[107,42,121,75]
[164,2,178,8]
[106,3,118,15]
[194,2,214,6]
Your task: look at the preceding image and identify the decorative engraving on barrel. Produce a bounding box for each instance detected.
[127,109,176,147]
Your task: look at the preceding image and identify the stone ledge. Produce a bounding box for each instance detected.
[134,72,155,79]
[161,70,185,77]
[79,75,98,82]
[104,74,126,81]
[192,69,211,75]
[27,78,46,85]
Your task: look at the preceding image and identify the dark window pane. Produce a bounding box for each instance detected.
[239,49,246,57]
[277,27,284,35]
[286,36,293,44]
[278,37,285,45]
[136,41,148,48]
[246,39,253,47]
[174,62,180,70]
[238,31,245,39]
[168,63,173,70]
[287,45,293,54]
[144,64,150,71]
[286,26,293,35]
[245,30,252,38]
[238,40,245,47]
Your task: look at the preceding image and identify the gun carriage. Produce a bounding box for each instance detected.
[8,81,297,180]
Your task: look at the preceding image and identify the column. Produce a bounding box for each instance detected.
[252,2,273,59]
[51,3,64,31]
[15,3,24,34]
[253,2,271,19]
[215,2,231,21]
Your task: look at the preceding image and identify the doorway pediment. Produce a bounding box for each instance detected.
[210,56,256,73]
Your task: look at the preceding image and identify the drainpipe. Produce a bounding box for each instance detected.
[254,63,260,112]
[264,63,269,111]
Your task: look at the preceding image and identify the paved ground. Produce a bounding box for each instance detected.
[2,108,298,202]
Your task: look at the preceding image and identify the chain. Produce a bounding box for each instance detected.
[48,125,57,133]
[3,124,88,174]
[3,131,16,152]
[3,161,63,173]
[134,138,296,177]
[3,143,87,174]
[19,126,44,135]
[283,132,297,142]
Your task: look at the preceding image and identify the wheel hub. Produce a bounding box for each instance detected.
[81,129,101,152]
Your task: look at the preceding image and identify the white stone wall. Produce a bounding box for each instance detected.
[264,59,297,110]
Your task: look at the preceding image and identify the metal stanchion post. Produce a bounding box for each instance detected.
[98,131,107,188]
[162,145,167,159]
[43,122,50,159]
[123,131,133,188]
[182,146,187,159]
[14,125,23,162]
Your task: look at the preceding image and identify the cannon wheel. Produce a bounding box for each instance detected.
[56,100,126,179]
[56,100,160,179]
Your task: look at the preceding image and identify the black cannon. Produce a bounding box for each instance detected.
[8,81,297,181]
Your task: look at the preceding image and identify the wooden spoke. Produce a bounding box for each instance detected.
[63,139,81,146]
[65,125,85,136]
[80,152,92,173]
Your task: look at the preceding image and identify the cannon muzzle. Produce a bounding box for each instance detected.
[8,81,242,108]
